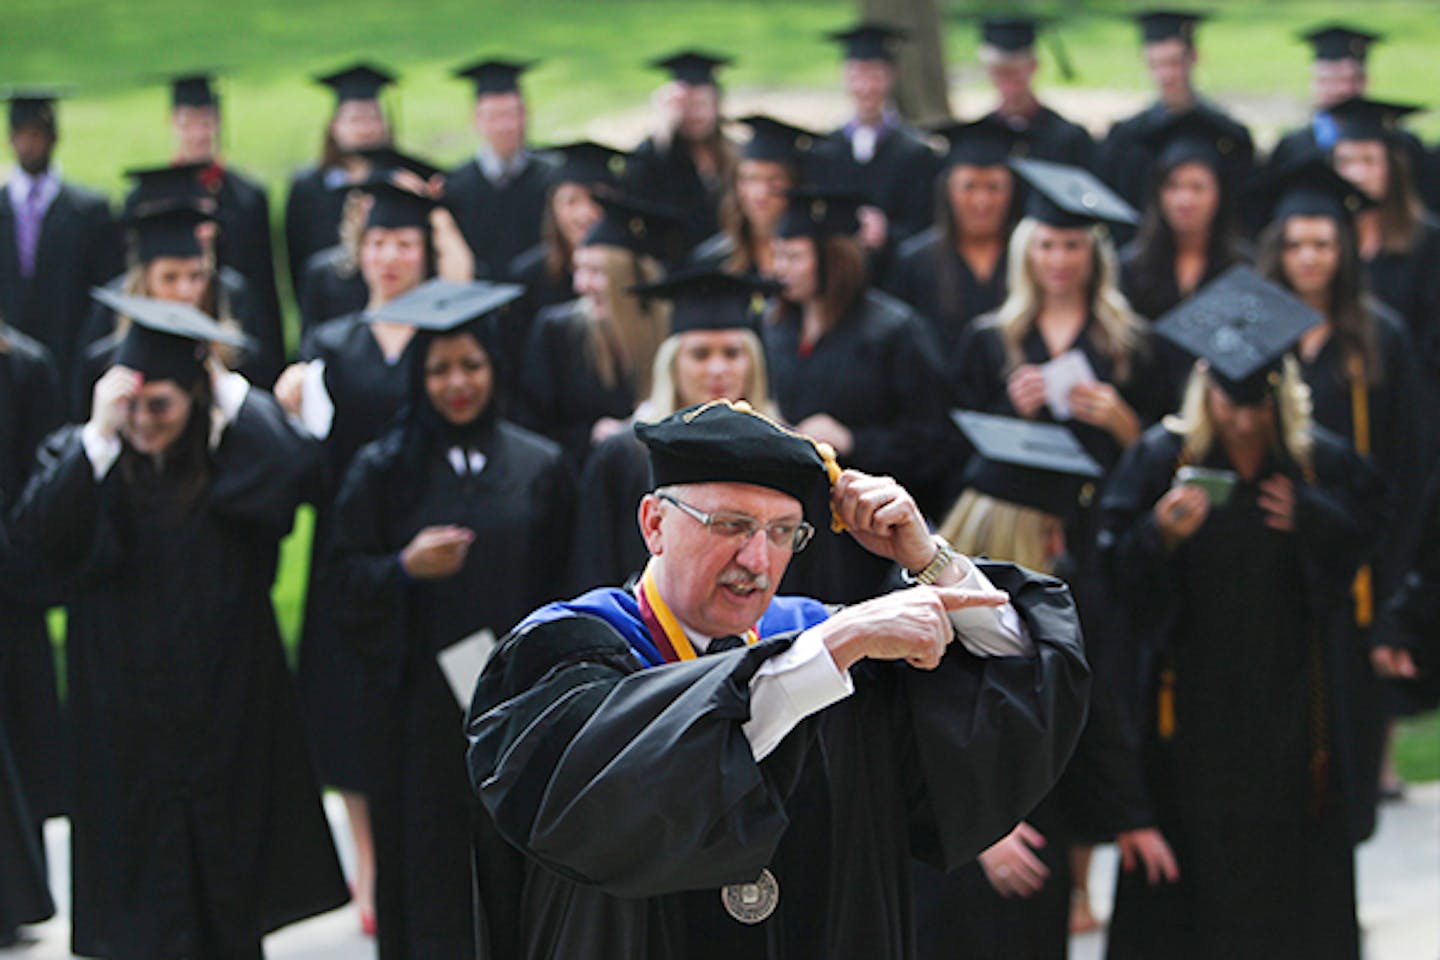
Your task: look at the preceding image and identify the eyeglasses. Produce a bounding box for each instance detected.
[658,493,814,553]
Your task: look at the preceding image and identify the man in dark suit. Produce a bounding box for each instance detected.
[0,89,122,419]
[444,59,552,279]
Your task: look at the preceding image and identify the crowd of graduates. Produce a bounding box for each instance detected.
[1,8,1439,960]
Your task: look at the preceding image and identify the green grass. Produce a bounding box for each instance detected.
[1395,712,1440,783]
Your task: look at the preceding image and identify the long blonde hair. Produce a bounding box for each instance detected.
[994,217,1144,382]
[642,328,775,420]
[117,257,245,369]
[582,245,670,396]
[1162,355,1315,476]
[938,488,1063,574]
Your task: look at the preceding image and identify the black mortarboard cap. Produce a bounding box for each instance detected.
[452,58,534,96]
[826,21,907,62]
[350,178,438,231]
[1011,157,1139,228]
[315,63,397,103]
[1301,24,1381,62]
[582,190,687,261]
[370,278,525,331]
[1135,10,1205,45]
[3,87,63,132]
[649,50,732,86]
[1328,96,1423,143]
[1138,108,1246,175]
[629,267,778,335]
[635,399,839,526]
[124,161,212,206]
[929,114,1028,167]
[170,72,218,108]
[123,202,215,262]
[1152,265,1321,403]
[952,410,1103,516]
[545,141,628,187]
[94,288,251,384]
[776,187,865,239]
[981,16,1042,52]
[1250,155,1376,225]
[739,115,821,167]
[356,145,444,181]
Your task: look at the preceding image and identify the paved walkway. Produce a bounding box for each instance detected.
[6,783,1437,958]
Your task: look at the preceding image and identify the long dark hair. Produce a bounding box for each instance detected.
[117,371,215,511]
[1256,212,1381,383]
[716,159,797,275]
[1126,157,1245,313]
[767,234,869,331]
[932,164,1017,325]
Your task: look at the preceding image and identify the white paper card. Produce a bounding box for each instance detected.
[437,628,497,708]
[1042,349,1098,421]
[300,360,335,439]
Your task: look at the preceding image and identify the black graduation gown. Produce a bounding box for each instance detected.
[821,122,942,250]
[986,106,1095,169]
[329,419,574,959]
[0,713,54,938]
[762,291,951,602]
[295,314,416,790]
[1268,119,1427,183]
[883,225,1008,368]
[1363,216,1440,391]
[499,243,573,414]
[284,165,348,302]
[1096,425,1385,960]
[445,155,551,279]
[1375,455,1440,710]
[514,300,638,472]
[569,430,651,593]
[624,136,728,250]
[465,561,1091,960]
[0,180,124,419]
[9,394,348,959]
[298,245,369,335]
[0,328,67,829]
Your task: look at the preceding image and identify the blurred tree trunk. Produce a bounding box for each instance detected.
[862,0,951,123]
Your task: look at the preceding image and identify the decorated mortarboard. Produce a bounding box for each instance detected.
[124,161,213,205]
[1152,264,1321,403]
[544,141,628,187]
[1134,9,1206,45]
[315,62,397,103]
[928,114,1029,167]
[170,72,218,108]
[93,288,251,384]
[1328,96,1424,143]
[738,115,822,167]
[1248,155,1376,225]
[826,21,907,62]
[349,177,438,231]
[952,410,1103,516]
[121,202,216,262]
[356,145,444,181]
[581,190,687,261]
[369,278,525,331]
[649,50,733,86]
[776,187,866,239]
[3,86,65,131]
[635,398,845,529]
[1137,108,1247,175]
[629,267,779,334]
[452,58,534,96]
[1011,157,1139,228]
[980,16,1043,53]
[1301,24,1381,63]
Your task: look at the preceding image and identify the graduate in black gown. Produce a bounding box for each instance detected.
[1118,110,1252,404]
[328,280,573,959]
[1326,96,1440,390]
[0,321,65,882]
[974,18,1095,169]
[885,116,1019,369]
[571,269,778,592]
[624,51,738,250]
[444,59,551,279]
[0,707,54,947]
[466,399,1091,960]
[76,202,266,414]
[917,414,1164,960]
[285,63,396,303]
[514,191,681,470]
[1095,11,1254,245]
[1098,271,1386,959]
[764,188,949,602]
[0,89,123,419]
[1373,456,1440,711]
[273,179,475,938]
[820,23,942,269]
[10,294,347,959]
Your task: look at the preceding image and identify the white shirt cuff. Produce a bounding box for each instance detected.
[298,360,335,439]
[213,370,250,423]
[742,628,855,762]
[945,555,1035,658]
[80,421,121,480]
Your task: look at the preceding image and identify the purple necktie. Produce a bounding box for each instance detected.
[16,180,44,278]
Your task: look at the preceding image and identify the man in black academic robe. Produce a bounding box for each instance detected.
[467,400,1091,960]
[0,92,123,419]
[975,18,1095,171]
[444,59,551,279]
